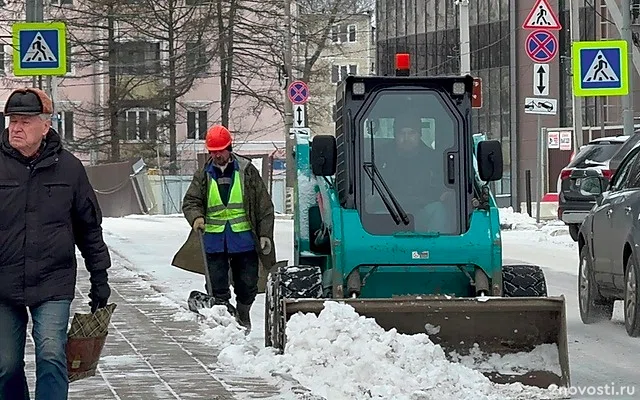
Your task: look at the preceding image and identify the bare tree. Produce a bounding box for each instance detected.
[46,0,218,169]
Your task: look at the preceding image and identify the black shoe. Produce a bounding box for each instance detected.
[236,302,252,333]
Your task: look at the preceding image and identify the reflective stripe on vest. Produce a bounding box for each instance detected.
[204,172,251,233]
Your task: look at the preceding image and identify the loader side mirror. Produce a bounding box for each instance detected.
[310,135,337,176]
[477,140,503,182]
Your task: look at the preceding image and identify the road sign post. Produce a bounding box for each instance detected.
[572,40,629,97]
[12,21,67,76]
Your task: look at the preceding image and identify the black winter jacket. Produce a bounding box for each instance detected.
[0,128,110,306]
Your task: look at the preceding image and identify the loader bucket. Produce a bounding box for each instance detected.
[279,296,570,389]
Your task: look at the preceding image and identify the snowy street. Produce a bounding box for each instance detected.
[19,211,639,399]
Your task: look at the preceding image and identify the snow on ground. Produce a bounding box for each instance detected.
[499,207,576,250]
[102,214,568,400]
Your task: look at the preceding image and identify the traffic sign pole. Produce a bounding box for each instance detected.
[570,0,584,149]
[621,0,635,140]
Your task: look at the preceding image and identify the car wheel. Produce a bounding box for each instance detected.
[569,224,580,242]
[624,256,640,337]
[579,245,614,324]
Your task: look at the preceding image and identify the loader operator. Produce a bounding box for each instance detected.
[182,124,275,333]
[375,119,455,234]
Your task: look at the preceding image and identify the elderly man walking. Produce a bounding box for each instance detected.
[182,124,275,332]
[0,88,111,400]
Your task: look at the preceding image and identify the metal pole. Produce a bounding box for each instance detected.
[458,0,471,75]
[26,0,44,89]
[542,127,548,194]
[283,0,295,213]
[536,115,542,223]
[570,0,584,149]
[622,0,635,138]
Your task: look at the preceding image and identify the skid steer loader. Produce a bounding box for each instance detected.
[265,64,570,389]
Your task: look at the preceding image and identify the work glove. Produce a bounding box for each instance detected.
[192,217,205,232]
[260,237,272,255]
[89,282,111,313]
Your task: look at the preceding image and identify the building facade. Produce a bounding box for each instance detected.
[301,12,376,135]
[0,0,284,176]
[375,0,637,208]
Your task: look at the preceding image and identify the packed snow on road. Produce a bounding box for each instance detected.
[101,212,571,400]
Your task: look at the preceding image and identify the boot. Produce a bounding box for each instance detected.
[213,298,237,317]
[236,302,252,333]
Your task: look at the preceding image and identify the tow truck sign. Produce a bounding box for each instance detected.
[524,97,557,115]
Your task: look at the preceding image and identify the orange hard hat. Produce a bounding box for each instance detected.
[205,125,232,151]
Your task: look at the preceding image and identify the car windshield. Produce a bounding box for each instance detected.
[568,143,624,168]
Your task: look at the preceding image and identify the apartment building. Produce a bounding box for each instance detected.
[300,11,376,135]
[0,0,284,175]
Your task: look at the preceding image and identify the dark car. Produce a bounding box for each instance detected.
[577,142,640,337]
[558,135,631,241]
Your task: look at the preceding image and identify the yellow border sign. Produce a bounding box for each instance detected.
[12,21,67,76]
[572,40,628,97]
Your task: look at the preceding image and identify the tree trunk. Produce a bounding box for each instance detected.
[107,7,120,162]
[168,0,178,174]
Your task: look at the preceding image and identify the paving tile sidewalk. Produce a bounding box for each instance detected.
[22,251,283,400]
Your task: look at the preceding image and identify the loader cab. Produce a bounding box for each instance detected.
[311,60,503,237]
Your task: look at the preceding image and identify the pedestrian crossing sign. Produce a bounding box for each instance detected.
[572,40,628,97]
[12,21,67,76]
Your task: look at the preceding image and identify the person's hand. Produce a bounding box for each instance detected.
[260,237,272,255]
[89,283,111,313]
[192,217,205,232]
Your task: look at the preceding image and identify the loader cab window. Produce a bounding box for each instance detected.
[358,90,461,236]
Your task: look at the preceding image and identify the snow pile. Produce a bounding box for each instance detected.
[449,343,562,376]
[499,207,540,230]
[210,301,563,400]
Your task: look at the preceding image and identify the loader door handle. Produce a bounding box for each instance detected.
[447,153,455,184]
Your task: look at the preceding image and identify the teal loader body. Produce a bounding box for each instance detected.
[266,74,570,389]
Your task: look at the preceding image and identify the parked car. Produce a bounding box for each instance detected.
[558,135,631,241]
[577,142,640,337]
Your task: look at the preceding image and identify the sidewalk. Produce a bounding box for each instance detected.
[23,251,283,400]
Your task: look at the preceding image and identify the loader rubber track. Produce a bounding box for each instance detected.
[502,264,547,297]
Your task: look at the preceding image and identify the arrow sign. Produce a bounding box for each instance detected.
[293,104,306,128]
[533,63,549,96]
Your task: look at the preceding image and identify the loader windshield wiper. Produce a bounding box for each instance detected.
[362,120,410,225]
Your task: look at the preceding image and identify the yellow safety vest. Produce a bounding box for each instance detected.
[204,172,251,234]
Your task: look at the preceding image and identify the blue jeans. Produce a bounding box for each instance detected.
[0,300,71,400]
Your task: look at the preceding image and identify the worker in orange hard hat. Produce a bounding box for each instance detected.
[180,124,275,333]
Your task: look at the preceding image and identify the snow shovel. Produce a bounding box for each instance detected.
[187,230,237,317]
[66,303,117,382]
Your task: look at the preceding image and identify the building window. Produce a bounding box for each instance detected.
[116,41,161,75]
[331,24,340,43]
[186,42,209,75]
[51,0,73,4]
[347,24,357,42]
[57,111,74,141]
[187,110,208,140]
[331,64,358,83]
[121,110,159,141]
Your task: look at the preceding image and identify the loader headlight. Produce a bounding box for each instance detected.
[352,82,366,95]
[452,81,466,95]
